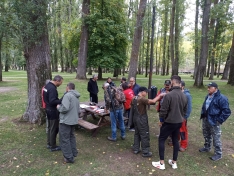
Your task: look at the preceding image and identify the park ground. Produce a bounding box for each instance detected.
[0,70,234,176]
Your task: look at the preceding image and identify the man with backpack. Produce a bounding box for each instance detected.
[103,83,126,142]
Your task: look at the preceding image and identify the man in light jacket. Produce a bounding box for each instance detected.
[57,82,80,163]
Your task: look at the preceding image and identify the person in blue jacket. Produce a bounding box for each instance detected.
[199,82,231,161]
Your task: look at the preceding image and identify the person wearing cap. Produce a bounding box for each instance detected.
[152,75,187,170]
[179,81,192,152]
[87,74,99,103]
[129,86,165,157]
[199,82,231,161]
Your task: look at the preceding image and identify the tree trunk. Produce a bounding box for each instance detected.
[128,0,147,79]
[22,34,52,124]
[0,34,2,81]
[193,0,200,79]
[98,66,102,79]
[194,0,211,87]
[228,32,234,85]
[221,48,231,80]
[76,0,90,79]
[145,11,150,78]
[170,0,176,75]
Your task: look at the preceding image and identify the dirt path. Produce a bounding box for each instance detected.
[0,87,18,93]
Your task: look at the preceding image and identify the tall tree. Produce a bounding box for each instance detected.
[13,0,52,123]
[194,0,211,87]
[128,0,147,79]
[221,48,231,80]
[76,0,90,79]
[228,32,234,85]
[170,0,176,75]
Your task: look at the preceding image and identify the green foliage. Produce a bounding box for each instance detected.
[12,0,49,48]
[86,0,128,69]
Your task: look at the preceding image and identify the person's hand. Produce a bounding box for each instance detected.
[158,121,163,127]
[160,93,166,97]
[56,104,60,109]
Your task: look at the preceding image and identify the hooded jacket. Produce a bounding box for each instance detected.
[87,78,99,95]
[57,90,80,125]
[201,90,231,126]
[183,89,192,119]
[43,82,61,110]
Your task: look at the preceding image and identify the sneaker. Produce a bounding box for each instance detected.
[179,147,186,152]
[47,145,52,149]
[133,150,141,154]
[168,159,178,169]
[129,128,135,132]
[209,154,222,161]
[199,147,210,152]
[121,136,126,140]
[50,146,61,152]
[107,136,116,142]
[63,157,74,164]
[152,161,165,170]
[142,152,152,157]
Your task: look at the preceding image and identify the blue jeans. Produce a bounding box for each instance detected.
[110,109,125,139]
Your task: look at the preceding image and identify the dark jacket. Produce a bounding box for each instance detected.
[107,81,115,87]
[184,89,192,119]
[201,90,231,126]
[43,82,61,110]
[87,78,99,95]
[159,86,187,123]
[132,83,140,96]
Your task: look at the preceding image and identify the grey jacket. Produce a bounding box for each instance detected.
[57,90,80,125]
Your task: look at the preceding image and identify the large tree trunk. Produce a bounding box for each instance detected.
[221,48,231,80]
[228,32,234,85]
[170,0,176,75]
[193,0,200,79]
[22,34,52,124]
[194,0,211,87]
[0,34,2,81]
[76,0,90,79]
[128,0,147,79]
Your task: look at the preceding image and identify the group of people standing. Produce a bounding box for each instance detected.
[42,74,231,168]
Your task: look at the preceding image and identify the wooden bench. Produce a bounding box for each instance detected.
[78,119,99,137]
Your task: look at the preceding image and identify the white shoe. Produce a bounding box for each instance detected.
[168,159,178,169]
[152,161,165,170]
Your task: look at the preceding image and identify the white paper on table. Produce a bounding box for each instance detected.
[80,104,90,109]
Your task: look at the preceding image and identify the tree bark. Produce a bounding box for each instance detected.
[228,32,234,85]
[76,0,90,79]
[194,0,211,87]
[193,0,200,79]
[170,0,176,75]
[221,48,231,80]
[0,34,2,81]
[128,0,147,79]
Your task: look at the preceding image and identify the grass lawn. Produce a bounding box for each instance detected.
[0,70,234,176]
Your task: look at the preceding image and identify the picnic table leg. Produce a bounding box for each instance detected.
[91,128,99,137]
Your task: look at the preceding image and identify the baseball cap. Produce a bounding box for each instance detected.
[164,80,171,86]
[139,87,149,93]
[207,82,218,88]
[181,81,185,87]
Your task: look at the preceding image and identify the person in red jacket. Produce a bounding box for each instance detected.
[122,82,134,127]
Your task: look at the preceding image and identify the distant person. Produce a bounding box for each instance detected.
[87,74,99,103]
[179,81,192,152]
[129,77,140,96]
[57,82,80,164]
[129,87,165,157]
[119,77,127,88]
[152,75,187,170]
[103,82,126,142]
[43,75,63,152]
[122,82,134,127]
[199,82,231,161]
[41,79,51,133]
[107,77,115,87]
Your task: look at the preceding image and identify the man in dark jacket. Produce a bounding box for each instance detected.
[152,75,187,170]
[179,81,192,152]
[199,82,231,161]
[87,74,99,103]
[43,75,63,152]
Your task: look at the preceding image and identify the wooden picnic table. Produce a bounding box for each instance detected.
[78,102,110,137]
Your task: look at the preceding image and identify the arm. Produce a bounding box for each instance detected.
[48,89,61,106]
[148,93,166,104]
[217,96,231,124]
[57,94,70,113]
[159,95,170,121]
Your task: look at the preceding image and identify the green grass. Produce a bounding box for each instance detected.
[0,70,234,176]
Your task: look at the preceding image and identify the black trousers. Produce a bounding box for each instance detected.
[90,93,98,103]
[59,123,78,161]
[158,122,182,161]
